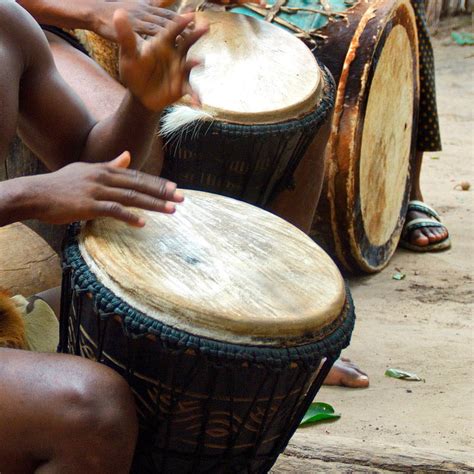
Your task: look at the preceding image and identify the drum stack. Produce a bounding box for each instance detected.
[3,1,420,274]
[3,1,425,470]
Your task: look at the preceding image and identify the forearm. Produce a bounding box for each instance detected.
[16,0,96,30]
[80,91,161,169]
[0,177,37,227]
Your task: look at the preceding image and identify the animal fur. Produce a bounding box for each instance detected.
[160,105,214,139]
[0,291,27,350]
[73,30,120,80]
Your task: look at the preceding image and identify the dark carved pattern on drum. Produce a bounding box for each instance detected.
[61,289,325,472]
[59,245,354,473]
[74,317,314,449]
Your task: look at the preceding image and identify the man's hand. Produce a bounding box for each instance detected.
[115,10,208,111]
[93,1,180,42]
[24,152,184,227]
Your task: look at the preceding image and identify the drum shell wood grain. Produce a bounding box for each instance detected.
[310,0,420,273]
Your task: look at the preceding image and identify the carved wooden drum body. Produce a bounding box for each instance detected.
[235,0,420,272]
[60,191,355,473]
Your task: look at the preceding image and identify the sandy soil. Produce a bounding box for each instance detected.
[288,15,474,460]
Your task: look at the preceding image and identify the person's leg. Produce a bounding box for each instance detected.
[268,119,330,234]
[269,122,369,388]
[0,348,137,474]
[405,150,449,247]
[402,0,449,250]
[44,30,163,176]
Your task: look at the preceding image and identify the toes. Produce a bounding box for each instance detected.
[324,358,370,388]
[336,357,368,376]
[410,229,430,246]
[341,372,370,388]
[427,226,449,243]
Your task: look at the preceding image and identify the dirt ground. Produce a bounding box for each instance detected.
[0,15,472,473]
[275,16,474,471]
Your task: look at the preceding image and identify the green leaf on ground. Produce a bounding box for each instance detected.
[385,368,424,381]
[392,272,406,280]
[451,31,474,46]
[430,156,440,160]
[299,402,341,426]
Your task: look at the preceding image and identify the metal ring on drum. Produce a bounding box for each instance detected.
[60,190,355,473]
[233,0,420,273]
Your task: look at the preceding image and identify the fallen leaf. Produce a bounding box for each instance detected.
[430,156,440,160]
[299,402,341,426]
[392,272,406,280]
[451,31,474,46]
[385,368,424,382]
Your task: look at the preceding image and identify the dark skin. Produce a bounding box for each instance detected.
[0,3,207,227]
[17,0,181,41]
[0,2,208,472]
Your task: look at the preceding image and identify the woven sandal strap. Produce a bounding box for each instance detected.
[407,200,440,221]
[403,217,445,238]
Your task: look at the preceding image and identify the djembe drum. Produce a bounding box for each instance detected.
[159,12,335,206]
[233,0,420,272]
[60,191,355,473]
[74,12,335,207]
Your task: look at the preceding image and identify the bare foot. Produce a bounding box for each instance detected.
[324,357,369,388]
[406,208,449,247]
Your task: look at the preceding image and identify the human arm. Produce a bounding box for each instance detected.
[13,6,207,170]
[0,152,183,228]
[16,0,178,41]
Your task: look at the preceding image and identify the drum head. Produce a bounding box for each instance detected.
[79,191,345,346]
[185,12,322,124]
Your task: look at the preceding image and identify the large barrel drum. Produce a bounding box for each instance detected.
[234,0,420,273]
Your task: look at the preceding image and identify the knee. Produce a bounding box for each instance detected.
[59,361,138,451]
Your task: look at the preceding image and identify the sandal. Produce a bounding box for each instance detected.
[399,200,451,252]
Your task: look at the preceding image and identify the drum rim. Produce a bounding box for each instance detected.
[62,222,355,365]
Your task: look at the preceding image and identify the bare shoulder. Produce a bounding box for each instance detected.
[0,0,51,67]
[0,0,30,28]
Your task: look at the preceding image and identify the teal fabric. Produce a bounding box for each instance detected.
[232,0,349,34]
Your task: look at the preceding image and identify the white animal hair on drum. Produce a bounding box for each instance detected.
[160,11,321,132]
[60,190,355,473]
